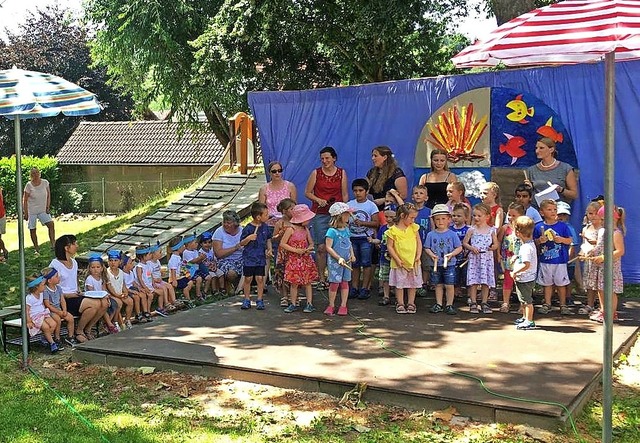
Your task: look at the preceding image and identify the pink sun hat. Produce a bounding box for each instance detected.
[289,204,316,224]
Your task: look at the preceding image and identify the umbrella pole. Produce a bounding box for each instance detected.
[602,51,615,443]
[14,116,29,369]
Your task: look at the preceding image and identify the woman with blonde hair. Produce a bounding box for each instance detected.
[366,146,408,210]
[419,148,457,209]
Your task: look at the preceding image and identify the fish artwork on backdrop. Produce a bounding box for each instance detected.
[506,94,535,124]
[499,133,526,165]
[536,117,564,143]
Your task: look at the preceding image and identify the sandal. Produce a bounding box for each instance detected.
[378,297,390,306]
[75,333,88,343]
[500,303,510,313]
[396,304,407,314]
[406,304,417,314]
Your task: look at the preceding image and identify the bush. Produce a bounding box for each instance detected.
[0,156,61,216]
[59,185,91,214]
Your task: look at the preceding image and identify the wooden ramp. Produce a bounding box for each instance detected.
[82,171,265,261]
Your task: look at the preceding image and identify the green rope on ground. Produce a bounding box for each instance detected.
[318,290,580,438]
[3,348,111,443]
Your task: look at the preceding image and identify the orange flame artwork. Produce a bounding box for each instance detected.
[426,103,488,163]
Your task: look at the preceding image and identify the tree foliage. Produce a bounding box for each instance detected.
[0,5,134,157]
[482,0,559,26]
[87,0,470,146]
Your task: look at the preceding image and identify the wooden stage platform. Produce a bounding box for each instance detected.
[72,291,640,430]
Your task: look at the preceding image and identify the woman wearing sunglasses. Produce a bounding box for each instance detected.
[258,161,298,229]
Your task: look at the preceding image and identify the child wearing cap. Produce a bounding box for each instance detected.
[324,202,355,316]
[135,245,162,322]
[26,273,62,353]
[239,202,273,310]
[369,207,397,306]
[42,267,80,345]
[106,251,135,330]
[182,234,207,301]
[280,204,317,313]
[199,232,225,296]
[85,254,121,334]
[424,204,462,314]
[556,201,581,302]
[166,236,197,302]
[147,243,177,311]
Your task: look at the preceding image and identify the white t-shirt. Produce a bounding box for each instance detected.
[26,292,47,317]
[212,226,243,261]
[123,270,135,288]
[24,179,50,214]
[526,206,543,224]
[85,275,104,291]
[49,258,78,294]
[347,199,379,238]
[135,262,154,288]
[182,249,200,263]
[107,268,124,294]
[148,259,162,279]
[515,240,538,283]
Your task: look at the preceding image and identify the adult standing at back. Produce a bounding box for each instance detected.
[305,146,349,289]
[524,137,578,205]
[366,145,408,209]
[258,160,298,229]
[23,167,55,254]
[418,148,457,209]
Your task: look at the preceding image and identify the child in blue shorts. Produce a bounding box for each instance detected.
[424,205,462,314]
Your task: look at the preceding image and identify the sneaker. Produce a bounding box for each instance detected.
[136,313,147,324]
[324,306,335,316]
[107,324,119,334]
[284,304,297,313]
[469,303,479,314]
[348,288,359,299]
[516,321,536,330]
[514,317,527,325]
[578,305,593,315]
[143,312,153,322]
[125,320,133,330]
[538,303,551,314]
[337,306,348,316]
[256,299,265,310]
[591,311,604,323]
[416,287,428,298]
[444,305,457,315]
[64,337,80,347]
[357,288,371,300]
[241,299,251,310]
[488,289,498,302]
[566,297,575,306]
[154,308,168,317]
[481,303,492,314]
[560,305,574,315]
[303,303,315,313]
[429,303,443,314]
[50,342,59,354]
[280,296,289,307]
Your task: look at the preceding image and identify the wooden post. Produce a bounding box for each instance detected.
[101,177,106,214]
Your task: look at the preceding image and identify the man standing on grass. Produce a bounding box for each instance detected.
[22,167,55,255]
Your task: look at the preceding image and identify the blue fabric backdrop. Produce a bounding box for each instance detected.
[248,60,640,282]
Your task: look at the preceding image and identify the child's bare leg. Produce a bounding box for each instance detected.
[289,283,299,306]
[123,297,133,321]
[434,284,444,306]
[163,282,176,304]
[195,276,203,297]
[40,318,55,343]
[183,281,194,300]
[480,285,489,304]
[524,303,534,322]
[396,288,405,306]
[445,284,455,306]
[382,281,390,298]
[339,282,349,307]
[256,276,265,300]
[243,275,253,300]
[407,288,416,307]
[557,285,567,306]
[50,313,61,340]
[362,266,373,290]
[328,283,337,308]
[468,285,477,306]
[154,288,166,308]
[64,313,75,337]
[351,267,361,290]
[543,285,553,306]
[305,283,313,305]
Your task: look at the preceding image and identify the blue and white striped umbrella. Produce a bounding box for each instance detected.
[0,66,102,118]
[0,66,102,367]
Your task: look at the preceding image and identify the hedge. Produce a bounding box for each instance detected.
[0,156,61,217]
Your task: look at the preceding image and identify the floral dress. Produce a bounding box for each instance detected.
[584,228,623,293]
[284,227,318,285]
[466,227,496,287]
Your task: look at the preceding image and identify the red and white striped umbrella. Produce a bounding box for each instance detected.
[452,0,640,67]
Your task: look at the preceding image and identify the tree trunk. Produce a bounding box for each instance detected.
[203,106,231,148]
[490,0,537,26]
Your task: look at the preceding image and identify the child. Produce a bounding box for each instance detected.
[556,201,581,302]
[0,186,7,261]
[85,254,120,333]
[463,203,498,314]
[273,198,296,307]
[280,204,317,312]
[167,237,196,302]
[514,183,542,224]
[534,199,573,315]
[411,185,432,297]
[450,203,470,298]
[324,202,355,316]
[148,243,177,310]
[369,207,396,306]
[512,216,538,330]
[240,202,273,310]
[578,200,603,315]
[106,250,134,330]
[199,232,225,296]
[446,181,471,225]
[497,202,526,313]
[386,203,423,314]
[182,234,207,301]
[42,267,80,345]
[134,245,162,321]
[347,178,379,300]
[26,273,61,353]
[424,205,462,314]
[120,255,147,323]
[480,182,504,229]
[587,205,626,323]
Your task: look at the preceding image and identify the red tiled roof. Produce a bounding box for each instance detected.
[56,121,225,165]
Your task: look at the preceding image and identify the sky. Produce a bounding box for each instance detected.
[0,0,497,41]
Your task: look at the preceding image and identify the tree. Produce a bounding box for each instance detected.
[87,0,470,146]
[0,5,134,157]
[482,0,559,26]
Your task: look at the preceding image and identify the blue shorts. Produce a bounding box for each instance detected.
[311,214,331,246]
[430,266,457,286]
[243,265,265,277]
[328,261,352,283]
[351,237,372,267]
[176,277,190,290]
[107,297,118,315]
